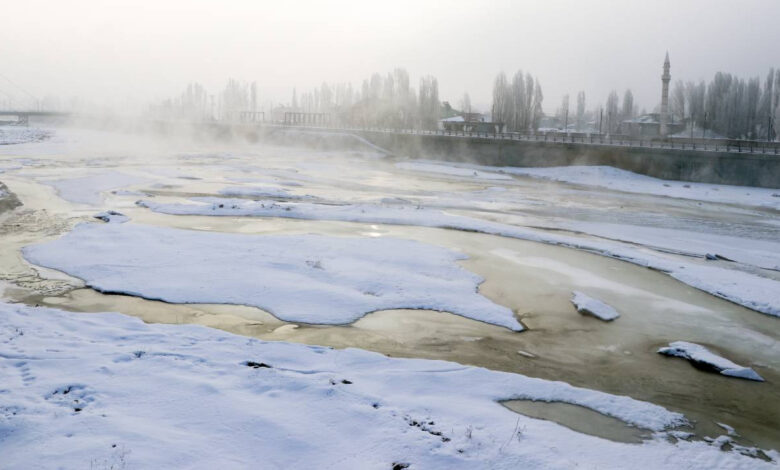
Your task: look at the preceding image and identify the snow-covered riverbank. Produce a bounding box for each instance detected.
[1,301,773,469]
[396,161,780,210]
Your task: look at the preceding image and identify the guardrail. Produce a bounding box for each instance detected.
[263,122,780,156]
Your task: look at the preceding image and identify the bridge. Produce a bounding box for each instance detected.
[0,110,71,126]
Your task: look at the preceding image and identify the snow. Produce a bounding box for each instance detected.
[658,341,764,382]
[2,301,772,469]
[396,161,514,180]
[400,161,780,210]
[670,126,726,139]
[277,128,392,156]
[571,291,621,321]
[92,210,129,223]
[22,222,523,330]
[556,221,780,271]
[137,197,780,318]
[497,165,780,210]
[218,185,311,199]
[0,163,22,174]
[43,171,149,205]
[0,126,51,145]
[717,423,739,437]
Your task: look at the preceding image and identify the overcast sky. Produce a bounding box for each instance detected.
[2,0,779,113]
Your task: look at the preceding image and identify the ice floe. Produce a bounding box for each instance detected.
[658,341,764,381]
[396,161,514,180]
[92,210,129,223]
[571,291,621,321]
[137,198,780,318]
[22,222,523,330]
[43,171,149,205]
[217,185,306,199]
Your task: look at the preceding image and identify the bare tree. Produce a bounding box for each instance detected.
[621,89,634,122]
[459,93,472,115]
[491,72,511,124]
[605,90,619,134]
[575,91,586,131]
[772,69,780,141]
[531,80,544,131]
[419,75,440,130]
[250,82,258,113]
[686,80,706,129]
[510,71,525,131]
[558,94,570,130]
[758,69,775,140]
[671,81,686,122]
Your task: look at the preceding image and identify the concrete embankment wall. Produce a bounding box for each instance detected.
[356,131,780,189]
[158,123,779,189]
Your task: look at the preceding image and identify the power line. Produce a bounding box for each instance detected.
[0,71,38,102]
[0,85,18,108]
[0,86,16,100]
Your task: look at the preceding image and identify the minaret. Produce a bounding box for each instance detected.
[660,52,671,137]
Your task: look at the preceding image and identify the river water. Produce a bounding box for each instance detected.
[1,126,778,451]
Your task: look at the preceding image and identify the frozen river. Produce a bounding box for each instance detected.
[1,125,778,465]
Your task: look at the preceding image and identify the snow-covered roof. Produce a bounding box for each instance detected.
[623,114,660,124]
[669,126,726,139]
[622,113,680,125]
[440,113,494,123]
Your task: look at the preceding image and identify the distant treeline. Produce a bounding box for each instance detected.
[669,69,780,140]
[149,69,447,130]
[490,71,545,132]
[151,66,780,140]
[559,69,780,139]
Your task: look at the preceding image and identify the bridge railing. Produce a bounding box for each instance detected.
[258,121,780,156]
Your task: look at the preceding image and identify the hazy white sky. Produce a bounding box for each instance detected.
[2,0,778,113]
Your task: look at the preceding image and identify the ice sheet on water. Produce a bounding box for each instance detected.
[44,171,150,205]
[137,197,780,319]
[22,222,523,330]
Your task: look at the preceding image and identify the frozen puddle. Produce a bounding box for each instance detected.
[22,221,523,330]
[502,400,651,444]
